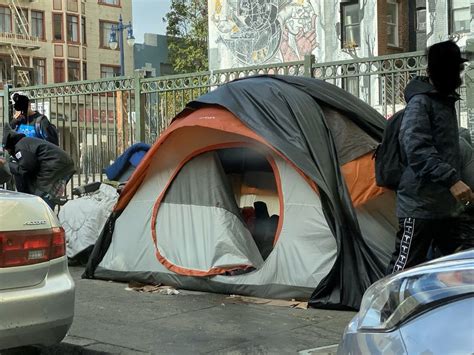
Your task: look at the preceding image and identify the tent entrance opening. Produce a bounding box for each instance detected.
[217,147,280,261]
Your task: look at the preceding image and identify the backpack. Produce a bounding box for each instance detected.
[34,114,59,146]
[374,109,405,190]
[15,113,59,146]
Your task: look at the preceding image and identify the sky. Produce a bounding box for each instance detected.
[132,0,172,44]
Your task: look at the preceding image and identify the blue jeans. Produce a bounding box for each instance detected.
[40,194,56,210]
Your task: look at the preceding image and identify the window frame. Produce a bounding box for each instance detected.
[340,1,361,49]
[14,7,29,36]
[0,6,12,33]
[53,59,65,83]
[448,0,470,34]
[342,65,360,97]
[52,12,64,42]
[33,57,47,85]
[386,0,399,47]
[81,16,86,45]
[416,7,426,32]
[100,64,120,78]
[82,61,87,80]
[67,59,81,81]
[99,20,118,49]
[31,10,45,40]
[98,0,121,8]
[66,13,79,43]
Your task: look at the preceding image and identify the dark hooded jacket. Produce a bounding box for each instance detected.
[397,76,461,218]
[2,129,75,195]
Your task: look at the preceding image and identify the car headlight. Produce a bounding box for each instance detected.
[357,259,474,331]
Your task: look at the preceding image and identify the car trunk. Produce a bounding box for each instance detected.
[0,190,57,291]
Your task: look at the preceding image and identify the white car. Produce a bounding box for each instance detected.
[0,189,75,350]
[338,250,474,354]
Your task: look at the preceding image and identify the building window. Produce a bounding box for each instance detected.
[31,11,44,39]
[99,0,120,6]
[341,2,360,48]
[343,65,359,97]
[67,15,79,42]
[449,0,470,34]
[99,21,116,48]
[416,7,426,32]
[81,16,86,44]
[0,7,11,33]
[33,58,46,84]
[0,56,12,82]
[15,8,28,36]
[53,13,63,41]
[82,61,87,80]
[101,65,120,78]
[54,59,65,83]
[387,0,399,46]
[68,60,80,81]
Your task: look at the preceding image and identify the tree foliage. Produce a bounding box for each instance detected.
[165,0,208,74]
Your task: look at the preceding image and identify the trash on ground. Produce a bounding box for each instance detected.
[126,281,180,295]
[226,294,308,309]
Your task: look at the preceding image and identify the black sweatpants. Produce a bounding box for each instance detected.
[387,218,453,274]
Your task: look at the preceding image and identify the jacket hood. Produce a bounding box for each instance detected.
[2,125,25,150]
[404,76,435,103]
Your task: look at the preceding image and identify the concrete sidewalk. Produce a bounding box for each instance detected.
[34,266,355,354]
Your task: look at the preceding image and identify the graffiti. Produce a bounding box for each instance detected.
[210,0,318,66]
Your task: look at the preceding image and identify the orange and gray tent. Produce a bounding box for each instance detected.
[84,75,397,309]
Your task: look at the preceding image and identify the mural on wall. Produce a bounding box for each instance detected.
[426,0,473,49]
[210,0,318,66]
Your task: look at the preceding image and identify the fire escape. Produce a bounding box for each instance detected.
[0,0,40,87]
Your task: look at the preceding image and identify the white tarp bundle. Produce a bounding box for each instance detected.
[60,183,118,258]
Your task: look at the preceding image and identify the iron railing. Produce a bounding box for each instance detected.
[1,51,470,196]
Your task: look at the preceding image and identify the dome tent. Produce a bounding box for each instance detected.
[84,75,397,310]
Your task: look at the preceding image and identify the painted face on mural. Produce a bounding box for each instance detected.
[211,0,319,66]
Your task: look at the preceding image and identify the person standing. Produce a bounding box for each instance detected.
[388,40,473,274]
[10,92,58,146]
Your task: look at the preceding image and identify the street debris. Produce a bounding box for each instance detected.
[125,281,180,295]
[226,295,308,309]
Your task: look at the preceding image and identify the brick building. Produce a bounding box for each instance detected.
[0,0,133,87]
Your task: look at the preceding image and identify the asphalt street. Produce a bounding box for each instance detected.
[3,266,355,354]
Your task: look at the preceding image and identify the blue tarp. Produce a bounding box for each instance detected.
[105,143,150,181]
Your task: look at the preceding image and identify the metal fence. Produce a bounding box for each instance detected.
[1,51,469,195]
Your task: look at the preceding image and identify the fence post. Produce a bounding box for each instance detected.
[3,84,9,126]
[134,69,146,143]
[304,54,315,78]
[465,38,474,143]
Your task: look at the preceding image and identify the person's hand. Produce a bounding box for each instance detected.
[11,111,25,128]
[450,180,473,204]
[0,158,5,166]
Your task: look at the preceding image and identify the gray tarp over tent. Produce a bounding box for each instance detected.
[84,75,389,310]
[186,75,386,308]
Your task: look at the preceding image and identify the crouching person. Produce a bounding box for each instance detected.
[2,126,75,209]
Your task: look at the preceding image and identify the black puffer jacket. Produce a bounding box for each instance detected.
[3,130,75,195]
[397,76,461,219]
